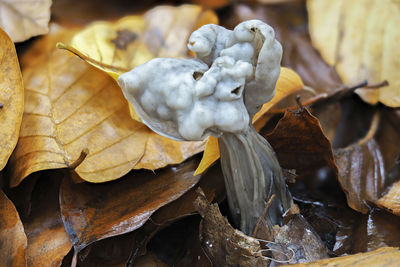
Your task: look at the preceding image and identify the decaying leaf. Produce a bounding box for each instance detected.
[60,158,201,251]
[9,25,205,186]
[377,180,400,216]
[334,110,400,214]
[0,27,24,171]
[266,108,338,176]
[58,5,218,78]
[193,189,268,267]
[284,247,400,267]
[307,0,400,107]
[195,67,304,175]
[0,0,51,42]
[0,189,27,267]
[20,174,72,267]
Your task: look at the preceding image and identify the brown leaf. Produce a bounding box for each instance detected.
[272,214,328,264]
[0,189,27,266]
[0,0,51,42]
[0,27,24,171]
[19,173,72,266]
[334,109,400,213]
[194,189,268,267]
[266,108,338,176]
[60,158,201,251]
[284,247,400,267]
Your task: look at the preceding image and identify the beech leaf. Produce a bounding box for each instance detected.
[0,189,27,267]
[0,0,51,42]
[0,27,24,171]
[307,0,400,107]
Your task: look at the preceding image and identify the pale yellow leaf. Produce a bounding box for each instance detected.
[307,0,400,107]
[0,0,51,42]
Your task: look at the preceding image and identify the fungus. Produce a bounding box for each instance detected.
[118,20,293,234]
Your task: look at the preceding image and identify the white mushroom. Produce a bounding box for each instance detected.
[118,20,293,234]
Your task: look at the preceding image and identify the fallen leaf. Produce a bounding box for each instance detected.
[272,214,328,264]
[0,189,27,267]
[0,27,24,171]
[334,109,400,213]
[284,247,400,267]
[0,0,51,42]
[307,0,400,107]
[59,158,201,251]
[266,108,338,176]
[59,5,218,78]
[20,173,72,267]
[377,180,400,216]
[195,67,304,175]
[193,189,268,267]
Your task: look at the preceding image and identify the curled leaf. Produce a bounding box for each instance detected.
[0,28,24,171]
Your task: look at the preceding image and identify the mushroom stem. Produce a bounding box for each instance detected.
[218,125,293,234]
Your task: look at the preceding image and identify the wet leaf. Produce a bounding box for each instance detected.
[21,173,72,266]
[0,28,24,171]
[266,108,338,176]
[60,158,201,251]
[0,189,27,266]
[0,0,51,42]
[307,0,400,107]
[195,67,304,175]
[334,109,400,213]
[285,247,400,267]
[59,5,218,78]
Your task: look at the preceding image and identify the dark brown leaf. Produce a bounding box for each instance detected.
[266,108,338,176]
[60,158,201,251]
[0,189,27,267]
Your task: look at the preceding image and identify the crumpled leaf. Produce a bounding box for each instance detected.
[60,158,201,251]
[58,5,218,79]
[284,247,400,267]
[307,0,400,107]
[0,189,27,267]
[9,25,204,186]
[195,67,304,175]
[20,173,72,267]
[0,27,24,171]
[334,109,400,214]
[0,0,51,42]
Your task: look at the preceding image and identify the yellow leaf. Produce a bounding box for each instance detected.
[307,0,400,107]
[194,67,304,175]
[284,247,400,267]
[9,27,148,186]
[0,28,24,171]
[0,0,51,42]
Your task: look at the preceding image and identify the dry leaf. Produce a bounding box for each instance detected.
[307,0,400,107]
[284,247,400,267]
[21,174,72,267]
[195,67,304,175]
[60,158,201,251]
[334,110,400,214]
[377,181,400,216]
[0,27,24,171]
[0,0,51,42]
[0,189,27,266]
[59,5,218,78]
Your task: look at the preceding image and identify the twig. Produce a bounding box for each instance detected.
[252,194,275,238]
[68,148,89,169]
[358,111,380,146]
[295,95,304,111]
